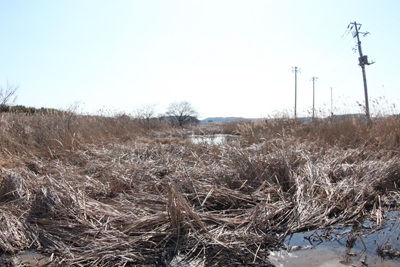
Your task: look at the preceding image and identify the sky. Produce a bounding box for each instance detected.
[0,0,399,119]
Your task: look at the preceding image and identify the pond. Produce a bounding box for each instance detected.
[269,211,400,267]
[186,134,241,145]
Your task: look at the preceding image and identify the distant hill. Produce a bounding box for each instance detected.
[200,114,374,124]
[200,117,245,123]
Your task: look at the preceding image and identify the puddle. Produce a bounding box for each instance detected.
[270,211,400,267]
[186,134,240,145]
[1,250,52,266]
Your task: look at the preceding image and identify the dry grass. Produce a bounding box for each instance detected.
[227,114,400,149]
[0,111,399,266]
[0,112,174,157]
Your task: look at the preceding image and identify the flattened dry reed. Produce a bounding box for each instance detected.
[0,114,399,266]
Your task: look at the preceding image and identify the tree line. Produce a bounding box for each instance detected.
[0,84,199,127]
[135,101,199,127]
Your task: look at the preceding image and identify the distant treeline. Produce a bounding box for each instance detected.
[0,104,63,114]
[159,115,199,124]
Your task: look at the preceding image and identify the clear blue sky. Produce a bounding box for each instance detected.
[1,0,399,119]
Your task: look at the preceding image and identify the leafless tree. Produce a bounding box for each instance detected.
[65,101,84,131]
[134,103,157,123]
[165,101,199,127]
[0,83,19,105]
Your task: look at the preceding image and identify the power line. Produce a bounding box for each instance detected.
[318,49,356,78]
[306,27,353,71]
[365,34,385,89]
[313,38,354,69]
[312,28,351,65]
[330,57,358,88]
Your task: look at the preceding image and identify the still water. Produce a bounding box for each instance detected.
[270,211,400,267]
[187,134,241,145]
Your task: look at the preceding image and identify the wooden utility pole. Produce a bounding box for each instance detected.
[349,21,374,124]
[331,87,333,117]
[292,66,300,118]
[311,77,318,122]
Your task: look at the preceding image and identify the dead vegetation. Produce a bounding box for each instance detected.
[0,111,399,266]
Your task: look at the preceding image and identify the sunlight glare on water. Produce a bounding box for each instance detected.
[187,134,240,145]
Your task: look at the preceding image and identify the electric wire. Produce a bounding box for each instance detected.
[365,34,385,89]
[307,24,361,85]
[318,49,356,78]
[332,56,358,88]
[307,27,353,70]
[318,56,359,87]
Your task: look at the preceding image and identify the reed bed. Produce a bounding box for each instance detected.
[0,112,399,266]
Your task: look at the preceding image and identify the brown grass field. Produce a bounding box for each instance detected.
[0,111,399,266]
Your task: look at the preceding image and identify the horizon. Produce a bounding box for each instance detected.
[3,99,397,121]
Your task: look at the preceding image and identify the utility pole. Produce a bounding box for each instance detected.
[349,21,374,124]
[292,66,300,118]
[330,87,333,118]
[311,77,318,122]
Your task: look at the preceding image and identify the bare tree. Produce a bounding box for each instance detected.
[134,103,157,122]
[0,83,19,105]
[65,101,83,131]
[165,101,199,127]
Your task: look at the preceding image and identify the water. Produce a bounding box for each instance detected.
[270,211,400,267]
[3,250,52,266]
[187,134,240,145]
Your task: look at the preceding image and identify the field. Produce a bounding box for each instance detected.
[0,111,399,266]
